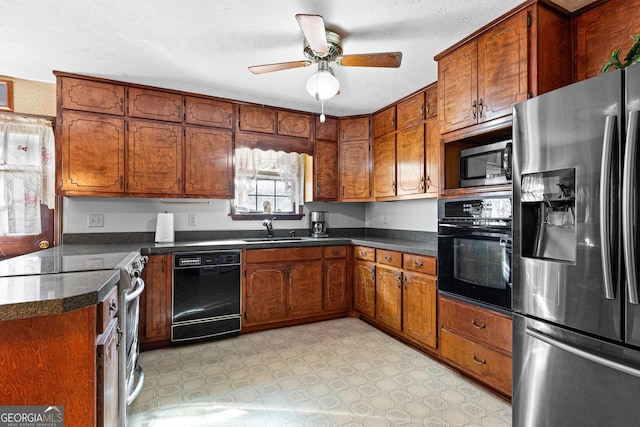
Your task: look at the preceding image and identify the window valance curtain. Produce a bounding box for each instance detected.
[0,114,55,235]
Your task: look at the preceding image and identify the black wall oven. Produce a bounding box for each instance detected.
[438,197,512,311]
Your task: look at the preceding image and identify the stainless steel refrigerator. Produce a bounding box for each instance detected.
[512,63,640,426]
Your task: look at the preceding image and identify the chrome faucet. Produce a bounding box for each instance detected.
[262,217,275,238]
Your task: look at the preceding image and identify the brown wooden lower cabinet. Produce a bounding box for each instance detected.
[439,295,512,397]
[140,254,172,349]
[244,246,348,330]
[0,288,120,427]
[353,258,376,317]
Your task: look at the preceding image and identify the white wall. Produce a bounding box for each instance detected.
[63,197,438,234]
[365,198,438,232]
[63,198,367,234]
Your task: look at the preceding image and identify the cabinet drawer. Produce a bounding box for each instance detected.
[439,296,512,353]
[376,249,402,267]
[354,246,375,262]
[440,329,512,396]
[324,246,346,259]
[403,253,436,275]
[97,285,118,334]
[246,247,323,263]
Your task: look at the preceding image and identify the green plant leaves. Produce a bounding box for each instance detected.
[602,34,640,73]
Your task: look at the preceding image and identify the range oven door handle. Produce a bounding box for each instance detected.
[125,278,145,303]
[526,327,640,379]
[600,114,617,300]
[126,365,145,405]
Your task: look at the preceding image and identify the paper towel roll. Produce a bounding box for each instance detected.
[155,213,174,242]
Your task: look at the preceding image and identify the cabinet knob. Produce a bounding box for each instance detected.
[38,240,50,249]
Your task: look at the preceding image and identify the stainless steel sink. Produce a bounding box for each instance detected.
[242,237,305,242]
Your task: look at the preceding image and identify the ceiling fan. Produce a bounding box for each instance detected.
[248,14,402,101]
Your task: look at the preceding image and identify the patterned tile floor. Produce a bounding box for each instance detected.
[129,318,512,426]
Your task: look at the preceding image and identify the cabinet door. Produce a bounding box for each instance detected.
[288,261,323,316]
[396,124,425,196]
[397,92,425,129]
[277,111,311,138]
[574,0,640,81]
[184,127,233,197]
[314,139,339,201]
[438,40,478,133]
[316,116,338,141]
[185,96,233,128]
[141,255,172,344]
[477,9,528,123]
[324,258,348,312]
[59,111,125,193]
[128,88,183,122]
[425,116,440,196]
[354,260,376,317]
[245,263,287,323]
[238,105,276,134]
[402,271,437,348]
[340,140,371,201]
[424,84,438,119]
[96,318,119,427]
[60,77,125,115]
[373,134,396,198]
[340,117,370,142]
[373,106,396,138]
[127,120,183,194]
[375,265,402,331]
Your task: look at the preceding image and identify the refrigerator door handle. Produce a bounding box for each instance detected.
[623,110,639,304]
[526,327,640,379]
[600,115,617,300]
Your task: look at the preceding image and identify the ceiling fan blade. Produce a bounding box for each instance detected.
[295,14,329,56]
[248,60,312,74]
[337,52,403,68]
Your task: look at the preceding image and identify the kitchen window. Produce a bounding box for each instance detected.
[232,147,305,219]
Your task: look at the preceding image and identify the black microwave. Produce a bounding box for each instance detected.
[459,140,512,187]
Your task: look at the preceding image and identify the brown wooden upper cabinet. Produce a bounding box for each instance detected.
[397,92,425,129]
[436,3,571,137]
[315,116,338,141]
[340,116,370,142]
[60,77,125,116]
[184,127,233,198]
[574,0,640,82]
[314,139,339,201]
[238,105,310,138]
[185,96,233,129]
[128,88,183,122]
[373,106,396,138]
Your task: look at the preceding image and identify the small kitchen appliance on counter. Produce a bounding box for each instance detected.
[310,211,328,237]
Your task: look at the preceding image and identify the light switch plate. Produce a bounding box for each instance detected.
[88,214,104,227]
[188,213,196,226]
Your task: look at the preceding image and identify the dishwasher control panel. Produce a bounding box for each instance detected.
[174,250,241,268]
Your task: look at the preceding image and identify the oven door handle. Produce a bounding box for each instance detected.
[125,278,145,303]
[439,223,510,232]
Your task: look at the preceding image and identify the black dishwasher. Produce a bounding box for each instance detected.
[172,250,241,343]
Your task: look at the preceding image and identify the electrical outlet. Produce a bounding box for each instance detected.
[188,213,196,226]
[88,214,104,227]
[384,214,388,224]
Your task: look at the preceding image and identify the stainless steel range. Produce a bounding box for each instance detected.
[116,252,147,426]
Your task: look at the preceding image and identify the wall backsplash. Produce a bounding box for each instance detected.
[63,197,438,234]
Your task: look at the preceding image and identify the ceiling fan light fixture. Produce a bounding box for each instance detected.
[306,62,339,100]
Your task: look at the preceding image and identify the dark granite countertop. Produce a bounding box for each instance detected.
[0,230,437,321]
[0,269,120,321]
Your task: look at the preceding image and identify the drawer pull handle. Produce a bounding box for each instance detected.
[472,354,486,365]
[471,319,486,329]
[413,260,423,267]
[109,301,118,312]
[384,255,392,261]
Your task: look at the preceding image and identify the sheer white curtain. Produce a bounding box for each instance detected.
[235,147,304,213]
[0,114,55,235]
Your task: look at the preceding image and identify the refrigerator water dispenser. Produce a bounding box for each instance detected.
[520,168,576,262]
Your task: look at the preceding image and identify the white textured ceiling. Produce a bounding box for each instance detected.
[2,0,593,117]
